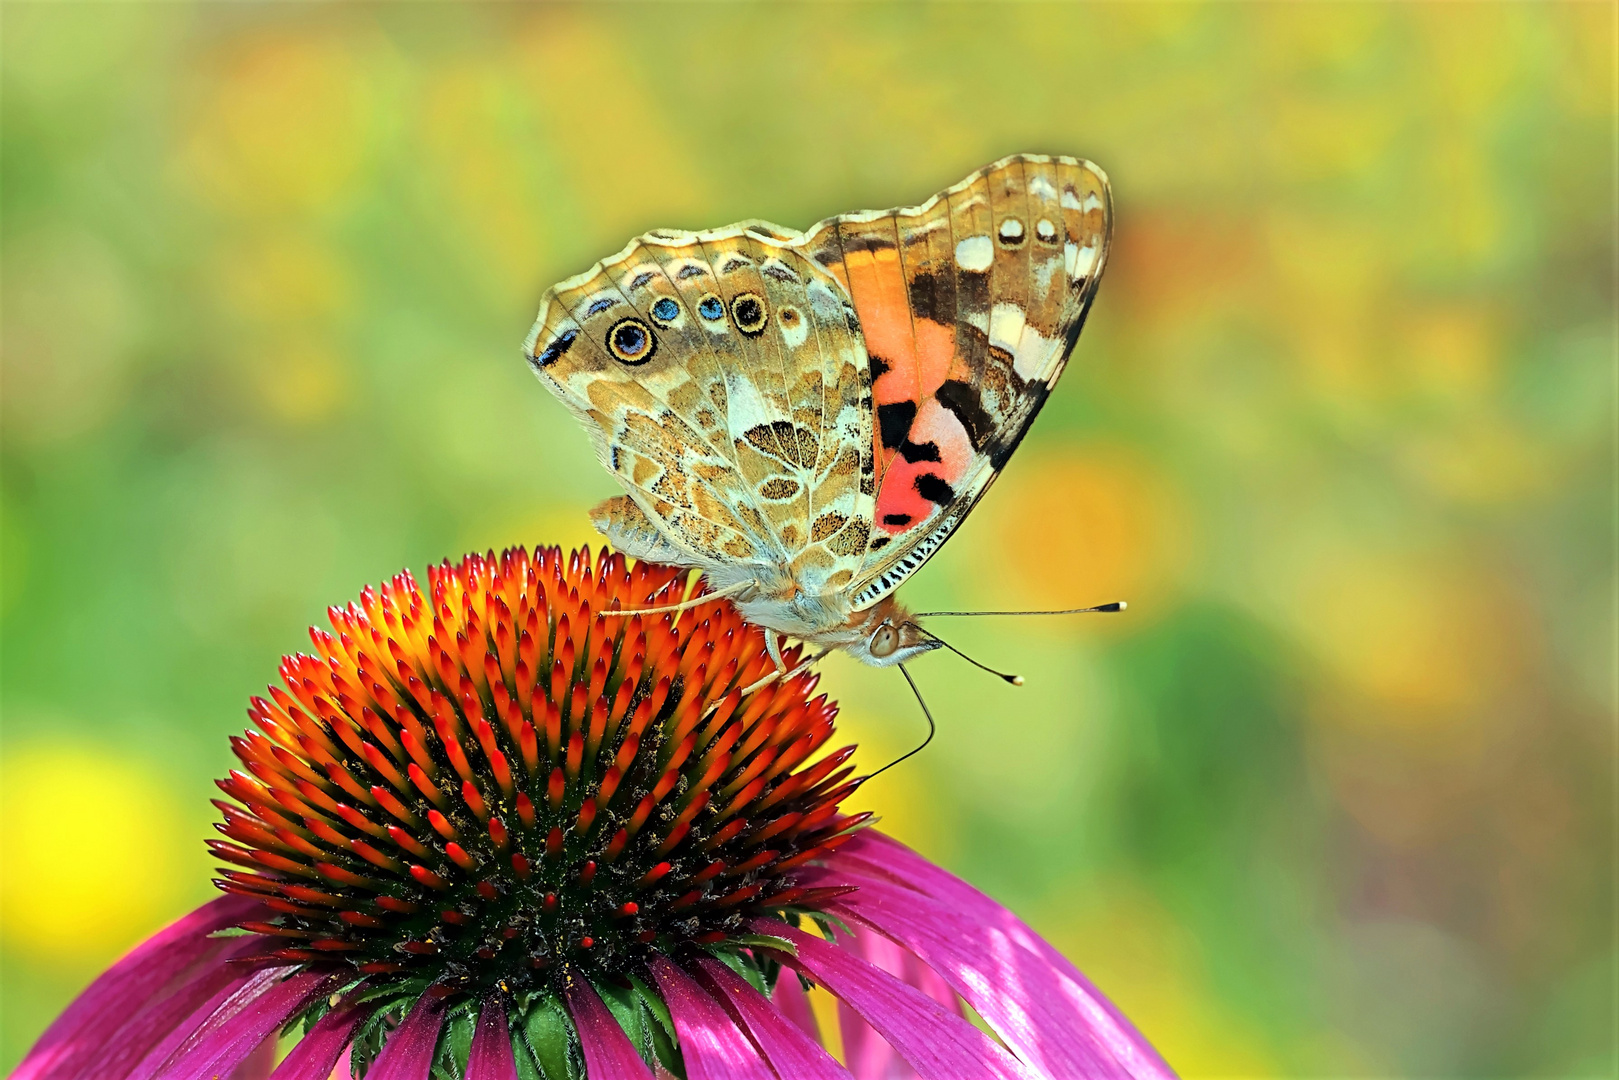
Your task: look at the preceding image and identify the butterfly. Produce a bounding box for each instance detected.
[523,154,1112,676]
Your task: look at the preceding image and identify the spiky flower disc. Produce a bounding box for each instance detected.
[212,546,865,997]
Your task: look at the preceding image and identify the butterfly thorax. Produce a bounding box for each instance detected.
[733,588,936,668]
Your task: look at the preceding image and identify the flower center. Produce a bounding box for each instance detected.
[213,546,866,997]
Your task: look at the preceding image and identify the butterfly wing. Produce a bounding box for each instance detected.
[524,227,876,599]
[796,154,1112,610]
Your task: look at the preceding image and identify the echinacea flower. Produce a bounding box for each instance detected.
[16,546,1174,1080]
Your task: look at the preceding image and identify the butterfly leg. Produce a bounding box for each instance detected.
[764,632,787,674]
[737,644,833,697]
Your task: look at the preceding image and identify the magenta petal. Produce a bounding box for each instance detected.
[466,999,519,1080]
[565,979,655,1080]
[648,958,775,1080]
[57,938,259,1080]
[158,967,336,1080]
[14,896,261,1080]
[692,958,851,1080]
[758,921,1037,1080]
[822,834,1174,1080]
[769,971,821,1045]
[368,992,451,1080]
[837,924,956,1080]
[269,1002,367,1080]
[227,1036,280,1080]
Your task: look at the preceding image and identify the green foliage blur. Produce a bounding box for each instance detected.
[1,3,1610,1075]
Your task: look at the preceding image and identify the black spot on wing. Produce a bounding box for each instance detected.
[876,401,917,450]
[914,473,954,505]
[532,328,578,369]
[882,512,912,527]
[907,272,939,322]
[869,355,892,380]
[761,261,800,283]
[676,264,706,280]
[934,379,994,452]
[898,440,940,464]
[585,297,615,316]
[629,271,656,291]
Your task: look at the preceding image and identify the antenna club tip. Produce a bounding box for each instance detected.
[1011,675,1025,687]
[1117,601,1128,611]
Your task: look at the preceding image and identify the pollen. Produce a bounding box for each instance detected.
[211,546,866,994]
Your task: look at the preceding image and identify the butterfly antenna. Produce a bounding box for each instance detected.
[914,601,1127,617]
[864,662,936,783]
[904,623,1022,686]
[601,578,756,617]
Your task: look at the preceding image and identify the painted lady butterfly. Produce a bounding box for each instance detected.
[524,154,1111,674]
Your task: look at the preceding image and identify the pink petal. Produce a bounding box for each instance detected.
[466,999,519,1080]
[158,967,337,1080]
[756,921,1037,1080]
[90,938,271,1080]
[122,961,277,1080]
[565,979,655,1080]
[269,1003,366,1080]
[769,972,821,1045]
[836,924,959,1080]
[227,1036,280,1080]
[368,992,452,1080]
[691,958,850,1080]
[822,834,1174,1080]
[648,958,773,1080]
[14,896,261,1080]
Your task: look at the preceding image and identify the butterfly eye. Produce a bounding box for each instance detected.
[650,297,680,325]
[697,295,725,321]
[730,292,768,337]
[869,623,899,658]
[607,318,656,365]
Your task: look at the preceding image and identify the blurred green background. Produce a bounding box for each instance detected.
[1,3,1611,1075]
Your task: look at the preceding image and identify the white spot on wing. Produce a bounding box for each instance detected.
[955,235,993,272]
[780,315,809,350]
[1065,242,1099,279]
[1014,322,1056,381]
[989,303,1026,353]
[1028,175,1057,199]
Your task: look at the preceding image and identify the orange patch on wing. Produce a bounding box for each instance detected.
[914,317,956,396]
[844,248,917,379]
[843,247,921,488]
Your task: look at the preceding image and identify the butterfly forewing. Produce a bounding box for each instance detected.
[825,154,1113,610]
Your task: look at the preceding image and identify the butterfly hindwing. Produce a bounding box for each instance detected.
[525,228,876,596]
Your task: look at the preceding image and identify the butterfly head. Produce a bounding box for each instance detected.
[846,596,940,668]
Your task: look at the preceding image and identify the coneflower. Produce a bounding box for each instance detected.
[16,547,1173,1080]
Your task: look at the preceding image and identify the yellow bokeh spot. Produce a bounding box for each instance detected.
[456,504,608,567]
[1042,877,1283,1076]
[0,740,186,960]
[1294,551,1528,725]
[246,336,350,425]
[215,231,352,326]
[180,35,373,214]
[819,703,948,864]
[980,445,1188,627]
